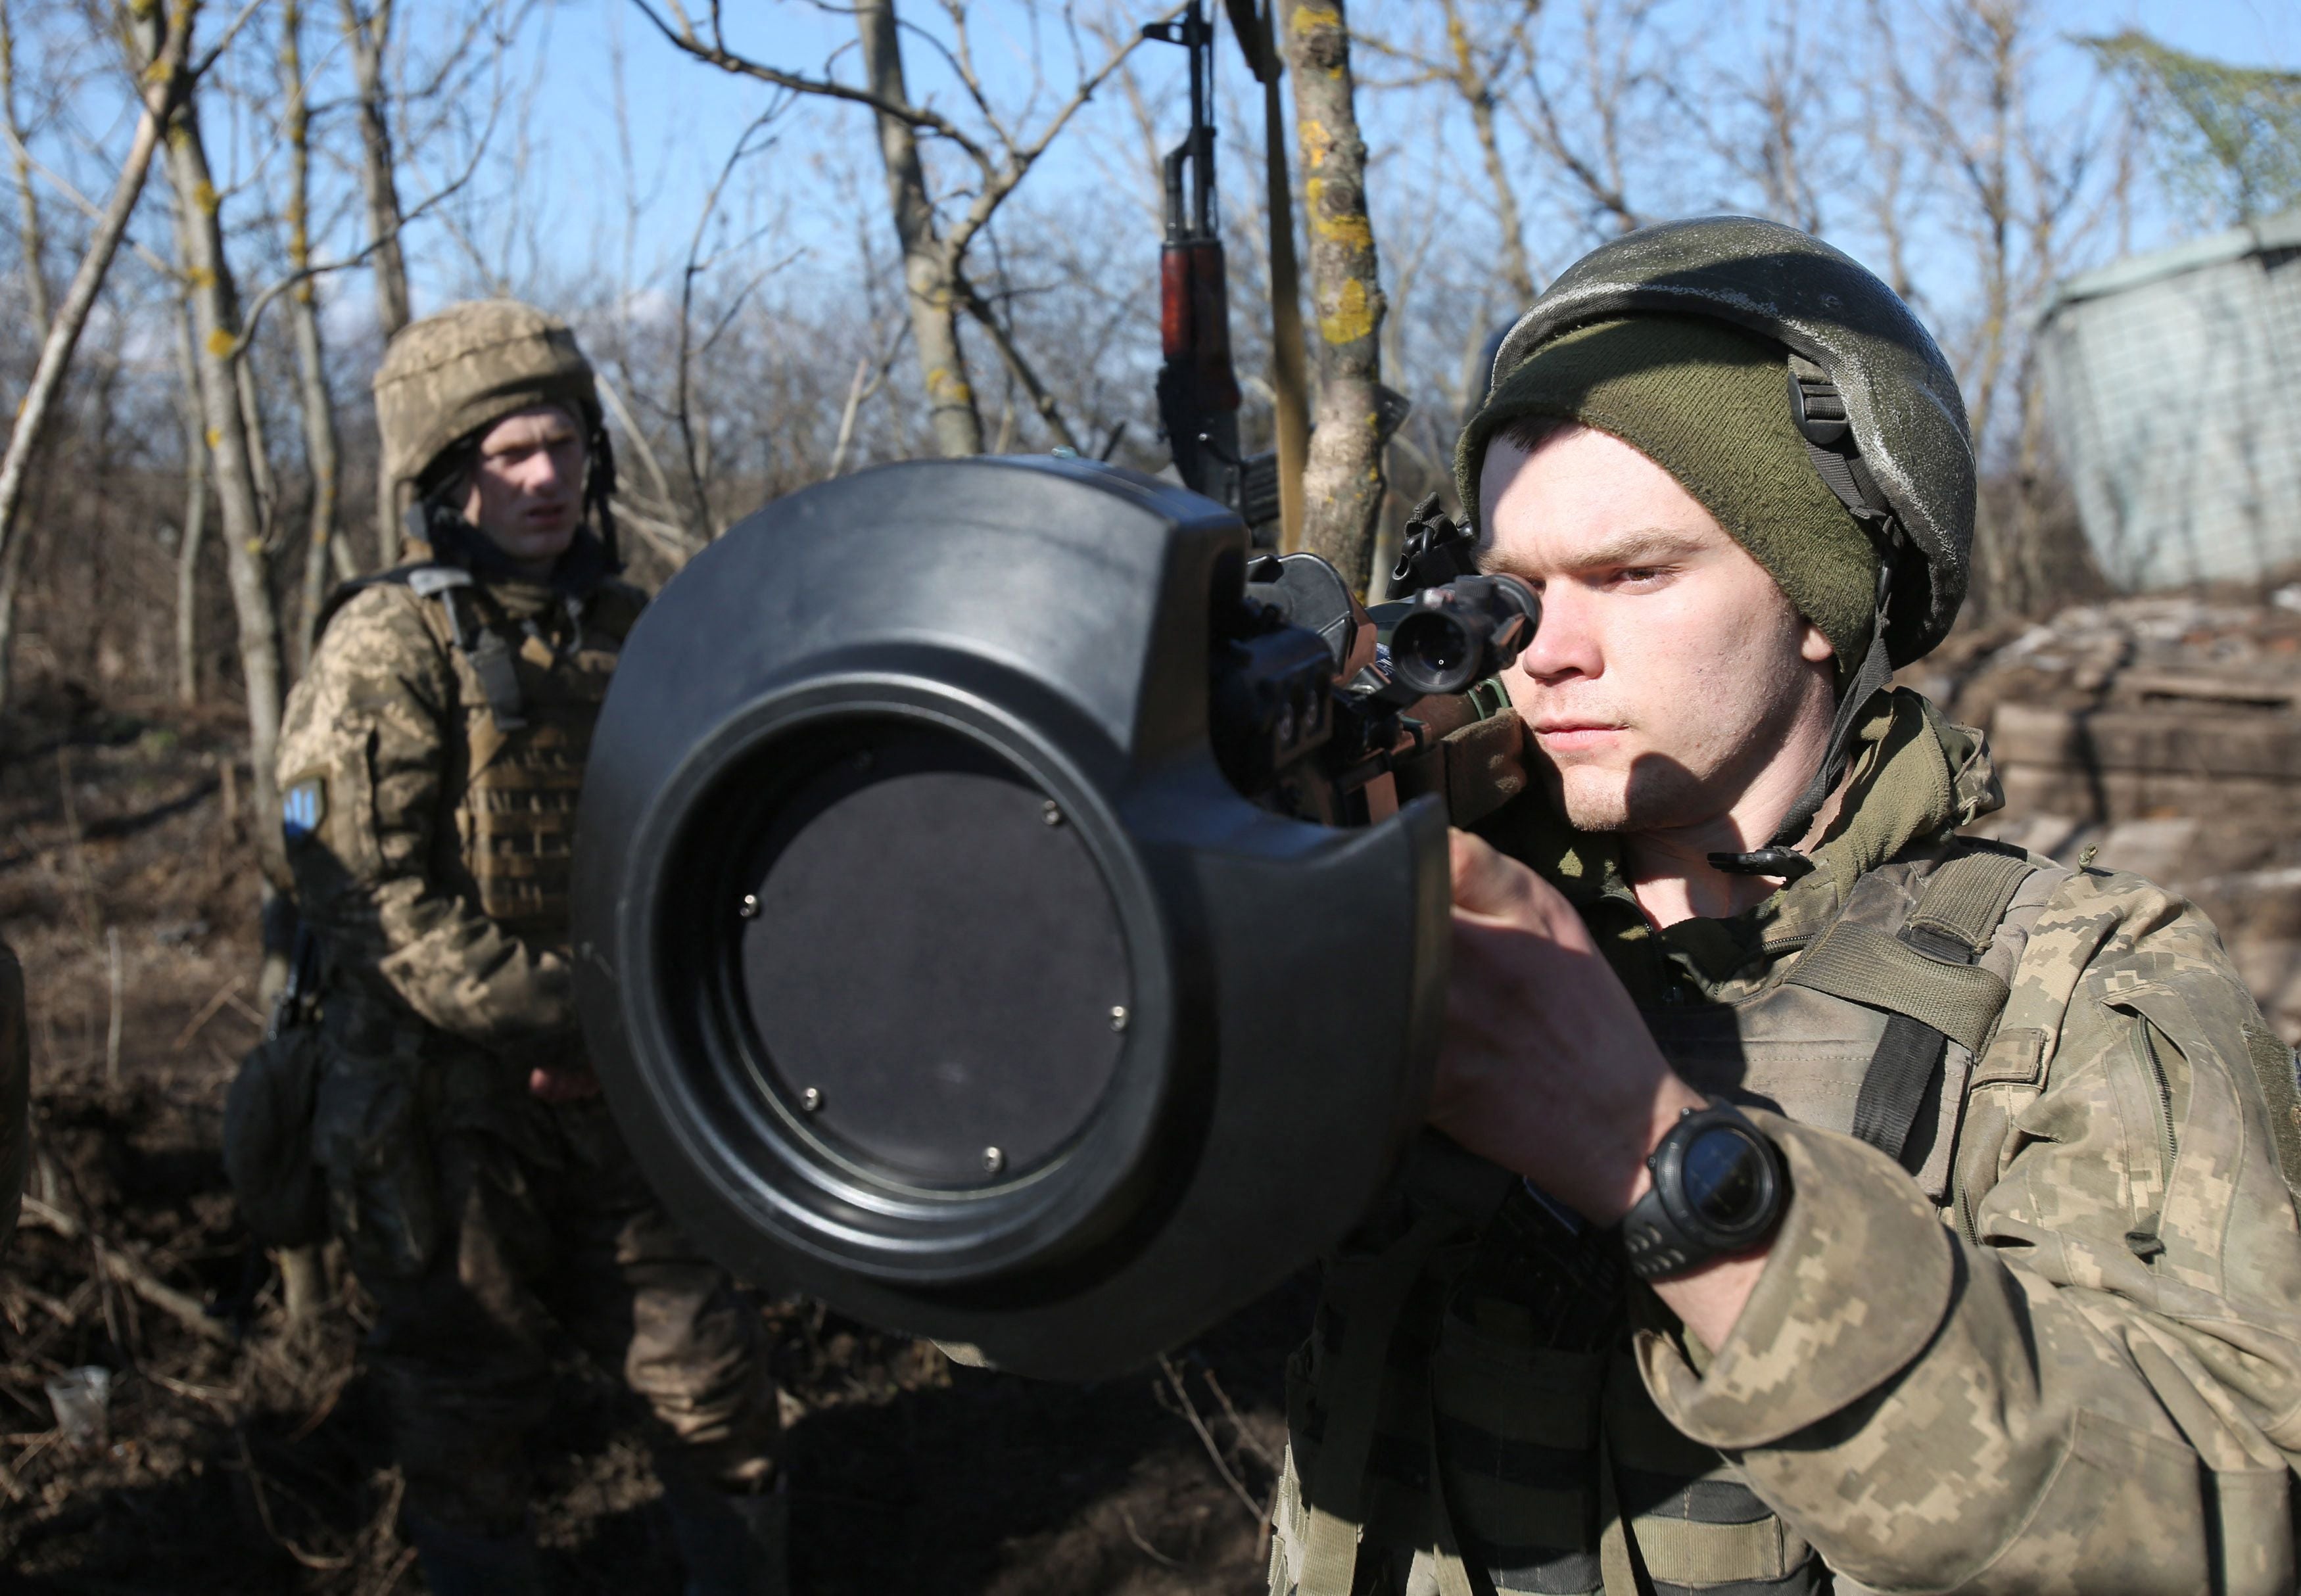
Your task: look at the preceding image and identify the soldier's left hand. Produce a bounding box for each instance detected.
[1431,830,1706,1225]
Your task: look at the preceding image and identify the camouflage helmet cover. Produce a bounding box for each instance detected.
[372,299,601,494]
[1486,216,1976,665]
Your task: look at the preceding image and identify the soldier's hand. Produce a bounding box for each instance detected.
[528,1063,602,1102]
[1431,830,1705,1225]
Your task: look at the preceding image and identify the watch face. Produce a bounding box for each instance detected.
[1682,1125,1765,1230]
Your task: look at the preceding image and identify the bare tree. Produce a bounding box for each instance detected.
[1241,0,1311,550]
[0,0,49,335]
[1870,0,2131,617]
[0,0,195,709]
[1359,0,1543,304]
[341,0,411,333]
[635,0,1168,459]
[281,0,350,671]
[1283,0,1390,590]
[1507,0,1664,237]
[1700,3,1836,235]
[341,0,412,554]
[142,0,290,878]
[856,0,980,456]
[172,293,208,706]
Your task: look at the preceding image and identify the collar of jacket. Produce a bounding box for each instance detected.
[1473,687,2004,1002]
[401,523,615,620]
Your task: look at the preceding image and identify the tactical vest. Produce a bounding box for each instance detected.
[1273,845,2065,1596]
[321,563,640,947]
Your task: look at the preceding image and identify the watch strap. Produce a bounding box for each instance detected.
[1620,1099,1786,1282]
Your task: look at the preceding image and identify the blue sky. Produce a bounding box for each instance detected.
[16,0,2298,458]
[501,0,2301,296]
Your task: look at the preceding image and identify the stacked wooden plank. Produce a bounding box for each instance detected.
[1926,588,2301,1041]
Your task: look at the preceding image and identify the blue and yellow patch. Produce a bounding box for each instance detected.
[282,776,327,843]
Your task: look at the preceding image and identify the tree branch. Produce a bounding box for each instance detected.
[938,1,1180,265]
[628,0,994,170]
[0,5,191,579]
[957,273,1079,452]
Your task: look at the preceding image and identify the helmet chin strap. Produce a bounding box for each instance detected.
[586,422,623,573]
[1707,574,1894,881]
[1709,353,1908,881]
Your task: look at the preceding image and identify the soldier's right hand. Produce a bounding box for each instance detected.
[1431,829,1701,1223]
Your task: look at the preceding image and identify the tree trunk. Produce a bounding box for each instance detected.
[0,8,186,711]
[0,0,49,335]
[162,71,287,883]
[0,497,32,707]
[1249,3,1312,553]
[341,0,411,561]
[342,0,409,333]
[854,0,982,458]
[173,299,208,707]
[283,0,346,672]
[1284,0,1389,593]
[235,337,276,525]
[1440,0,1536,307]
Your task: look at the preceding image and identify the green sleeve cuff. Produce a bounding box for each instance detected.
[1636,1110,1957,1447]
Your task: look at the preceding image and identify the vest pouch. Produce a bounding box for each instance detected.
[312,1044,440,1279]
[222,1023,330,1250]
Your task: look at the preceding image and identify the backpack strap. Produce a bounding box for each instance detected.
[1787,845,2040,1169]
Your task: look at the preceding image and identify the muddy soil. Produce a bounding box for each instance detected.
[0,686,1302,1595]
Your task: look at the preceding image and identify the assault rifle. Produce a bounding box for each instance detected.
[1144,2,1281,536]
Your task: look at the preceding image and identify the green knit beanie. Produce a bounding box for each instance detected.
[1455,315,1878,674]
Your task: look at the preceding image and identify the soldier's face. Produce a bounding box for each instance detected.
[462,405,587,571]
[1478,425,1836,835]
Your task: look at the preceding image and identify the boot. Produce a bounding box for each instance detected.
[665,1480,789,1596]
[402,1507,543,1596]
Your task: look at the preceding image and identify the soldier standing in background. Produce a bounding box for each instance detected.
[1270,219,2301,1596]
[275,302,784,1595]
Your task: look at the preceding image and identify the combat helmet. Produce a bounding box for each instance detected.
[1486,216,1975,669]
[371,300,617,560]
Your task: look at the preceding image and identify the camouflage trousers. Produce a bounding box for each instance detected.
[352,1092,780,1534]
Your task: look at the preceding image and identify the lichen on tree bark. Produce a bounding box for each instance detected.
[1283,0,1388,595]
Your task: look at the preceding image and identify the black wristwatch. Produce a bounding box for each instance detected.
[1619,1099,1788,1282]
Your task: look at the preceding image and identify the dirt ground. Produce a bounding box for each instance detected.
[0,682,1303,1595]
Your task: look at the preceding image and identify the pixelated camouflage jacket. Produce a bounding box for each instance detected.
[275,535,642,1069]
[1272,688,2301,1596]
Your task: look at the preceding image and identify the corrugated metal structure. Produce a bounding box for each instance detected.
[2039,207,2301,590]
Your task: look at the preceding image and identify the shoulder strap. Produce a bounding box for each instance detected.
[311,561,435,643]
[1788,845,2039,1169]
[429,582,527,732]
[314,563,526,732]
